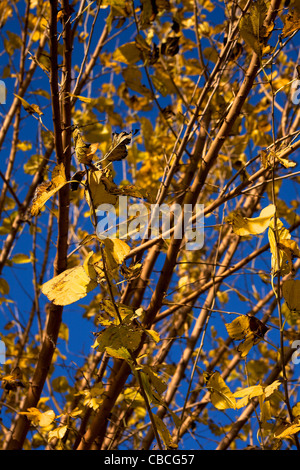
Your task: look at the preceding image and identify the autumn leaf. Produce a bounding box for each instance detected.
[93,323,143,353]
[103,238,131,270]
[239,0,272,57]
[282,279,300,313]
[268,218,292,275]
[113,42,142,64]
[14,93,43,115]
[31,163,68,216]
[225,315,269,357]
[274,417,300,440]
[282,8,300,38]
[152,414,178,449]
[19,408,55,427]
[102,129,139,162]
[233,380,281,409]
[204,371,236,410]
[48,425,68,442]
[228,204,275,236]
[72,127,99,164]
[1,366,25,391]
[85,169,118,209]
[41,265,98,306]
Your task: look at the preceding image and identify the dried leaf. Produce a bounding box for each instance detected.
[282,8,300,38]
[103,129,139,162]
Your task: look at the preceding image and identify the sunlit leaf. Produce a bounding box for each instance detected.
[93,323,142,352]
[274,418,300,439]
[31,164,68,216]
[48,425,68,442]
[268,218,292,275]
[41,265,98,306]
[19,408,55,427]
[14,93,43,115]
[72,127,99,164]
[229,204,275,236]
[103,238,131,270]
[225,315,251,340]
[205,371,236,410]
[1,366,25,391]
[152,414,178,449]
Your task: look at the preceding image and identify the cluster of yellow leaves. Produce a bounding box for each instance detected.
[18,406,82,445]
[204,370,281,417]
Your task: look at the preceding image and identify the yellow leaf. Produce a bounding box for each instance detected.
[14,93,43,115]
[145,329,160,343]
[48,425,68,442]
[264,380,281,398]
[233,384,264,408]
[274,418,300,439]
[103,238,130,269]
[93,323,142,353]
[11,253,31,264]
[72,127,94,164]
[31,164,68,216]
[152,414,178,449]
[225,315,251,340]
[229,204,275,236]
[113,42,142,64]
[268,218,292,275]
[282,8,300,38]
[226,315,269,357]
[205,371,236,410]
[68,93,93,103]
[39,410,56,427]
[19,408,55,427]
[0,278,9,295]
[282,279,300,313]
[41,265,98,306]
[239,0,271,57]
[85,169,118,209]
[237,333,257,357]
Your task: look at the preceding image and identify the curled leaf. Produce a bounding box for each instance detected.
[205,371,236,410]
[102,129,139,162]
[14,93,43,115]
[31,163,68,216]
[229,204,275,236]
